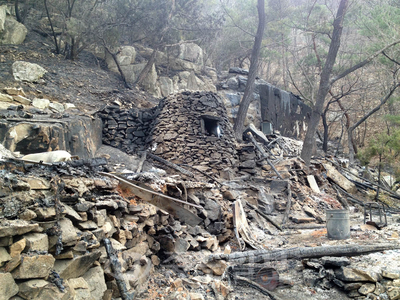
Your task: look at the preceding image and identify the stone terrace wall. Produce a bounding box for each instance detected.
[98,106,158,155]
[147,91,239,180]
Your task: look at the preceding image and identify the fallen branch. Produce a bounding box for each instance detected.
[208,243,400,264]
[332,184,349,210]
[147,153,194,177]
[333,184,364,205]
[326,158,400,200]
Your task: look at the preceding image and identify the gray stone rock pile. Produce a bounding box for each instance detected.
[98,91,239,180]
[0,159,227,300]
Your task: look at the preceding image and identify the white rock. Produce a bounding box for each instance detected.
[49,102,65,112]
[13,95,31,105]
[22,150,72,163]
[12,61,47,82]
[0,17,27,45]
[0,5,6,31]
[32,98,50,109]
[0,92,13,102]
[64,103,76,110]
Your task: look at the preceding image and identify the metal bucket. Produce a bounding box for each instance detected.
[326,209,350,240]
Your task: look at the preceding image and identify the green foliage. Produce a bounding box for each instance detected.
[357,130,400,176]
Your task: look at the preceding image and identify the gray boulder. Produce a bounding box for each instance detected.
[12,61,47,82]
[0,16,27,45]
[0,5,6,31]
[179,42,204,65]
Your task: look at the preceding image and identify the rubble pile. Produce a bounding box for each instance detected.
[0,156,240,300]
[302,254,400,299]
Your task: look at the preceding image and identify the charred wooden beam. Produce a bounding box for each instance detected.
[99,172,203,226]
[104,238,134,300]
[147,153,194,177]
[246,202,282,231]
[208,243,400,264]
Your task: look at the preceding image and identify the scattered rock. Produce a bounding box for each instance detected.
[53,251,101,280]
[0,220,39,237]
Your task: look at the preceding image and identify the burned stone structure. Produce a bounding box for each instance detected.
[259,84,311,138]
[148,91,238,179]
[219,68,311,139]
[100,91,239,179]
[99,105,157,155]
[0,111,102,159]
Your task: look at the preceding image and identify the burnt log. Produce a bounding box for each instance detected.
[104,238,134,300]
[208,243,400,264]
[147,153,194,177]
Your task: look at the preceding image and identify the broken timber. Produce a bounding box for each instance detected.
[99,172,202,226]
[147,153,194,177]
[208,243,400,264]
[246,202,282,231]
[246,132,283,180]
[233,200,264,250]
[104,238,134,300]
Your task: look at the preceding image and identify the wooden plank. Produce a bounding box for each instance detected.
[306,175,321,194]
[99,172,203,226]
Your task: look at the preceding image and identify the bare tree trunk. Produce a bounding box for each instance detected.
[135,49,156,86]
[300,2,400,166]
[44,0,61,54]
[103,45,131,89]
[375,154,382,200]
[337,99,357,154]
[15,0,22,23]
[300,0,349,165]
[233,0,266,141]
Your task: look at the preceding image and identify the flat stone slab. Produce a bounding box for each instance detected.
[12,254,55,279]
[335,266,381,283]
[0,220,39,237]
[53,251,101,280]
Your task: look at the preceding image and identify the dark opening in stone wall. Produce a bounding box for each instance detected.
[201,115,221,138]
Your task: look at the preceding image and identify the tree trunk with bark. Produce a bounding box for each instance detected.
[300,0,349,165]
[233,0,266,141]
